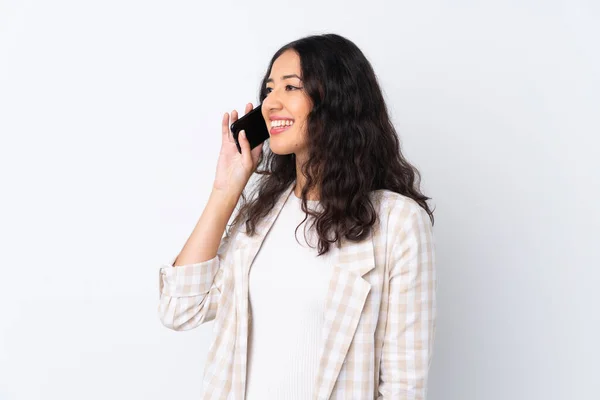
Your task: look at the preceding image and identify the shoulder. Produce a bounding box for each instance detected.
[370,189,427,223]
[369,190,431,241]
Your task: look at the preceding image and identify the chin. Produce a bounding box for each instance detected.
[268,141,294,156]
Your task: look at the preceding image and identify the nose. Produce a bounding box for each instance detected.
[262,88,284,114]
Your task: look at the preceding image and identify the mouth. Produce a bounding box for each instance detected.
[269,119,294,135]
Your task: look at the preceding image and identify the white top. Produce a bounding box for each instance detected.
[245,192,336,400]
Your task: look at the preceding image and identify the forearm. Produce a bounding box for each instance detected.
[173,189,241,266]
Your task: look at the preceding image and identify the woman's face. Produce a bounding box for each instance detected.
[261,50,312,158]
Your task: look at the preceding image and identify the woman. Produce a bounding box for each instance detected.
[158,33,437,399]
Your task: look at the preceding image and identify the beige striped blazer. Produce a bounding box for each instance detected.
[158,183,437,399]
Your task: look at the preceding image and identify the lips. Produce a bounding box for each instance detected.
[270,124,292,135]
[269,118,294,135]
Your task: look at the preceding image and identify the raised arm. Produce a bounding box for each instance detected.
[158,103,263,331]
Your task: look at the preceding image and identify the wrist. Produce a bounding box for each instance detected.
[210,187,241,209]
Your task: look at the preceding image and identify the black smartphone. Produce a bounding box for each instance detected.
[230,105,270,154]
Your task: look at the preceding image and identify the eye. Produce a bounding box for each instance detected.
[264,85,303,94]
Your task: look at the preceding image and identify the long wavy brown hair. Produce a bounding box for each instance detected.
[229,33,434,256]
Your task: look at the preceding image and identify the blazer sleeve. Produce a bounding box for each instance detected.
[157,222,239,331]
[378,206,437,399]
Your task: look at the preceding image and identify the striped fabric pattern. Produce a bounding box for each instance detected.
[158,183,437,399]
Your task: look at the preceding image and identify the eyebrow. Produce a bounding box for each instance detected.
[265,74,302,83]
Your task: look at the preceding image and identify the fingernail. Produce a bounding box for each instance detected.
[240,130,245,139]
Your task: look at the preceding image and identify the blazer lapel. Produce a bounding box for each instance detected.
[314,233,376,399]
[231,183,295,399]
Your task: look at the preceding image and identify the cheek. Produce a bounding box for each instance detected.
[293,118,307,136]
[291,96,311,120]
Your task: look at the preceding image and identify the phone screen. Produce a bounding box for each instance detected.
[230,105,270,154]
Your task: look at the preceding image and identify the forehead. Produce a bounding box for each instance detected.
[269,50,301,77]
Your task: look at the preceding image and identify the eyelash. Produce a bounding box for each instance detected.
[265,85,301,94]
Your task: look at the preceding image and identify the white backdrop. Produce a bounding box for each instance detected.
[1,1,598,399]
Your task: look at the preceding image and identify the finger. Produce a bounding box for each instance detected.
[222,112,235,143]
[231,109,239,123]
[238,130,252,162]
[245,102,253,115]
[221,112,229,138]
